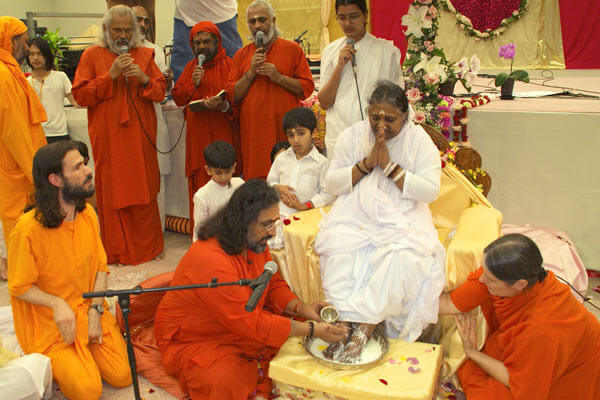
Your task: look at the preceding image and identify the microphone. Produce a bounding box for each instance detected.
[345,38,357,74]
[256,31,264,49]
[245,261,278,312]
[197,53,205,67]
[119,45,130,83]
[294,29,308,43]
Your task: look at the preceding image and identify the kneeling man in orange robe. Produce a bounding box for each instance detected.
[154,179,346,400]
[439,233,600,400]
[8,141,131,400]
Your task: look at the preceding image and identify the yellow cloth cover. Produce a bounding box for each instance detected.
[270,337,442,400]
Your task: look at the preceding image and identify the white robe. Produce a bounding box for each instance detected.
[320,33,403,157]
[314,118,446,341]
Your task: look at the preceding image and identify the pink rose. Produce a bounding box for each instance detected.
[425,74,439,84]
[406,87,422,102]
[429,6,437,18]
[414,111,426,124]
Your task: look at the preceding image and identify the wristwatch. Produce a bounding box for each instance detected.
[89,304,104,315]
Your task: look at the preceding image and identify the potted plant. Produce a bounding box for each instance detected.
[494,43,529,99]
[42,28,71,70]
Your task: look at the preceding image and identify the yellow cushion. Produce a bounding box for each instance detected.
[270,337,442,400]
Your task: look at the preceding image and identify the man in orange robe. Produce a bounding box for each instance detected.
[440,234,600,400]
[8,141,131,400]
[0,17,47,278]
[154,180,346,400]
[227,0,314,179]
[172,21,237,232]
[72,5,166,265]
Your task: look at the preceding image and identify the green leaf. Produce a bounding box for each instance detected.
[494,72,509,86]
[510,70,529,82]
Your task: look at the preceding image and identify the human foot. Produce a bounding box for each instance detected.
[338,323,376,363]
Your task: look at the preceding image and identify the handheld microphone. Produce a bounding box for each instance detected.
[345,38,357,74]
[197,53,206,67]
[294,29,308,44]
[256,31,264,49]
[119,45,130,83]
[245,261,278,312]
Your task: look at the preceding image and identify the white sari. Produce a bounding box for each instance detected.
[314,117,446,341]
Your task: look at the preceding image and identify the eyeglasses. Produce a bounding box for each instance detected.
[336,13,363,23]
[248,16,269,25]
[260,219,280,231]
[110,27,133,36]
[136,16,151,25]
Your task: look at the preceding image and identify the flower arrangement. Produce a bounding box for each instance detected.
[441,0,529,40]
[494,43,529,86]
[401,0,478,137]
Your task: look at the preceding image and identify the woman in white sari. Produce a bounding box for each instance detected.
[314,81,446,361]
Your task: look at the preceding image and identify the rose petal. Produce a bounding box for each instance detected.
[293,216,300,220]
[283,218,291,225]
[408,366,421,374]
[388,358,397,364]
[407,357,419,365]
[149,388,155,393]
[379,378,388,385]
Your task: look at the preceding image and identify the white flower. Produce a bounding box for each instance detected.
[414,53,447,82]
[463,71,477,89]
[452,57,469,74]
[401,5,432,38]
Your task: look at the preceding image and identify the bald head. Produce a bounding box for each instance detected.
[131,5,151,39]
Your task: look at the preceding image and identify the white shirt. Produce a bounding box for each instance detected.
[192,177,245,241]
[143,39,172,175]
[27,70,71,137]
[320,33,404,156]
[266,146,334,217]
[175,0,238,26]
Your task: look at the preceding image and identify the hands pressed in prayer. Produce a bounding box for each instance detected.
[163,67,174,89]
[53,298,76,344]
[337,43,355,68]
[192,65,204,86]
[124,63,150,85]
[456,312,478,358]
[88,309,103,344]
[109,53,133,80]
[375,126,390,169]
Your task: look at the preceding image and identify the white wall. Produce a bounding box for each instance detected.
[3,1,175,48]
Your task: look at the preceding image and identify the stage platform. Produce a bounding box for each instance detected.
[454,70,600,269]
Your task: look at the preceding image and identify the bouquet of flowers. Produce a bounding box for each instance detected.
[494,43,529,86]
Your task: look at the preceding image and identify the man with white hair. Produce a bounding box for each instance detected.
[227,0,314,179]
[72,5,166,265]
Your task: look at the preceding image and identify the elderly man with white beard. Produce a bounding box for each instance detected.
[72,5,166,266]
[226,0,314,179]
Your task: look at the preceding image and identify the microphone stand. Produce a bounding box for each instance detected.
[83,278,252,400]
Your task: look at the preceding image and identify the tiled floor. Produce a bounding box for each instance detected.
[1,231,599,399]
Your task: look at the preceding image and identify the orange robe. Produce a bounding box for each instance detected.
[7,204,132,400]
[154,238,297,399]
[72,45,166,265]
[172,21,237,233]
[450,268,600,400]
[227,38,314,179]
[0,18,47,241]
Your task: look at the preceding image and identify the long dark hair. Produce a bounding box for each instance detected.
[25,141,87,228]
[197,179,280,254]
[484,233,548,288]
[27,36,54,71]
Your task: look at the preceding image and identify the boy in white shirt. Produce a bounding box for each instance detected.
[192,141,244,241]
[267,107,334,249]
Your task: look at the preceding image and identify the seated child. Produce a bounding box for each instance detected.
[266,107,334,249]
[192,141,244,241]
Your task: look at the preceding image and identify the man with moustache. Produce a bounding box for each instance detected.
[72,5,166,265]
[171,21,237,235]
[0,17,47,279]
[227,0,314,179]
[132,4,172,232]
[8,141,131,400]
[154,179,346,400]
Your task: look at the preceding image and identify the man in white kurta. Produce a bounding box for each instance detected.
[319,33,403,157]
[313,116,446,341]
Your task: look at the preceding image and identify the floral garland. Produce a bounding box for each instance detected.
[450,94,491,142]
[441,0,528,40]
